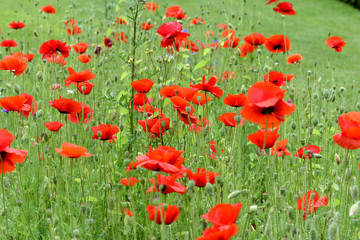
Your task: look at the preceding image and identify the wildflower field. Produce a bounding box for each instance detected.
[0,0,360,239]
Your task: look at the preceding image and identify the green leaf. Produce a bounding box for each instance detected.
[203,48,211,57]
[85,196,98,202]
[106,27,112,37]
[193,60,207,71]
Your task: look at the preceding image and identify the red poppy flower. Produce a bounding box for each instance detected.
[51,84,62,91]
[72,42,90,54]
[247,128,280,150]
[160,85,180,99]
[157,21,190,49]
[132,93,152,106]
[0,56,27,76]
[333,112,360,149]
[68,102,93,124]
[205,31,215,37]
[45,55,67,66]
[91,124,119,142]
[147,173,187,194]
[122,207,134,217]
[295,145,322,159]
[197,224,238,240]
[44,121,64,132]
[120,177,139,187]
[11,52,35,62]
[191,92,213,106]
[298,190,327,219]
[49,96,82,114]
[223,94,248,108]
[134,103,160,117]
[77,82,94,95]
[8,21,25,30]
[115,17,128,25]
[170,96,197,125]
[19,93,37,118]
[39,40,71,59]
[176,37,200,52]
[131,79,154,93]
[208,141,224,160]
[217,23,229,30]
[190,117,211,132]
[0,96,30,112]
[265,35,290,53]
[238,42,256,58]
[64,67,96,87]
[325,36,346,52]
[169,87,198,101]
[104,37,113,48]
[221,71,236,81]
[190,18,206,25]
[67,26,82,35]
[145,2,160,12]
[190,75,223,99]
[186,168,220,187]
[139,22,154,31]
[138,116,170,138]
[244,33,267,46]
[221,29,235,38]
[218,113,244,127]
[266,0,280,5]
[55,142,91,158]
[270,139,291,157]
[41,5,56,14]
[201,202,243,225]
[127,146,185,174]
[0,39,18,48]
[287,53,303,64]
[147,203,180,225]
[263,71,295,86]
[240,82,296,128]
[273,2,296,15]
[0,129,28,174]
[223,37,241,48]
[115,32,128,43]
[166,5,187,19]
[77,54,93,63]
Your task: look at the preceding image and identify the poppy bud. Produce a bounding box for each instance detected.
[350,202,360,217]
[312,118,319,126]
[73,229,80,238]
[351,185,359,201]
[46,208,52,218]
[356,102,360,110]
[185,106,191,114]
[335,176,341,183]
[36,71,43,81]
[228,190,241,199]
[310,228,317,240]
[280,186,286,196]
[335,153,341,165]
[14,84,21,94]
[86,218,94,226]
[36,109,44,118]
[108,197,115,211]
[205,182,213,195]
[17,199,23,207]
[105,183,111,191]
[313,153,322,159]
[234,115,242,123]
[247,205,257,215]
[328,222,338,240]
[188,180,195,189]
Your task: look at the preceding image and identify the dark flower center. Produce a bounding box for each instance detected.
[261,107,275,114]
[273,44,282,50]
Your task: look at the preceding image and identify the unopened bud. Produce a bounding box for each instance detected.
[249,205,258,214]
[351,185,359,201]
[335,153,341,165]
[205,182,213,195]
[228,190,241,199]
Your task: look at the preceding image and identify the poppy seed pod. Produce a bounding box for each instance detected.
[351,185,359,201]
[205,182,213,195]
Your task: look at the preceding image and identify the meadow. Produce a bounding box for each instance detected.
[0,0,359,239]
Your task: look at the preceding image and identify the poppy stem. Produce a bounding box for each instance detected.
[1,160,8,235]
